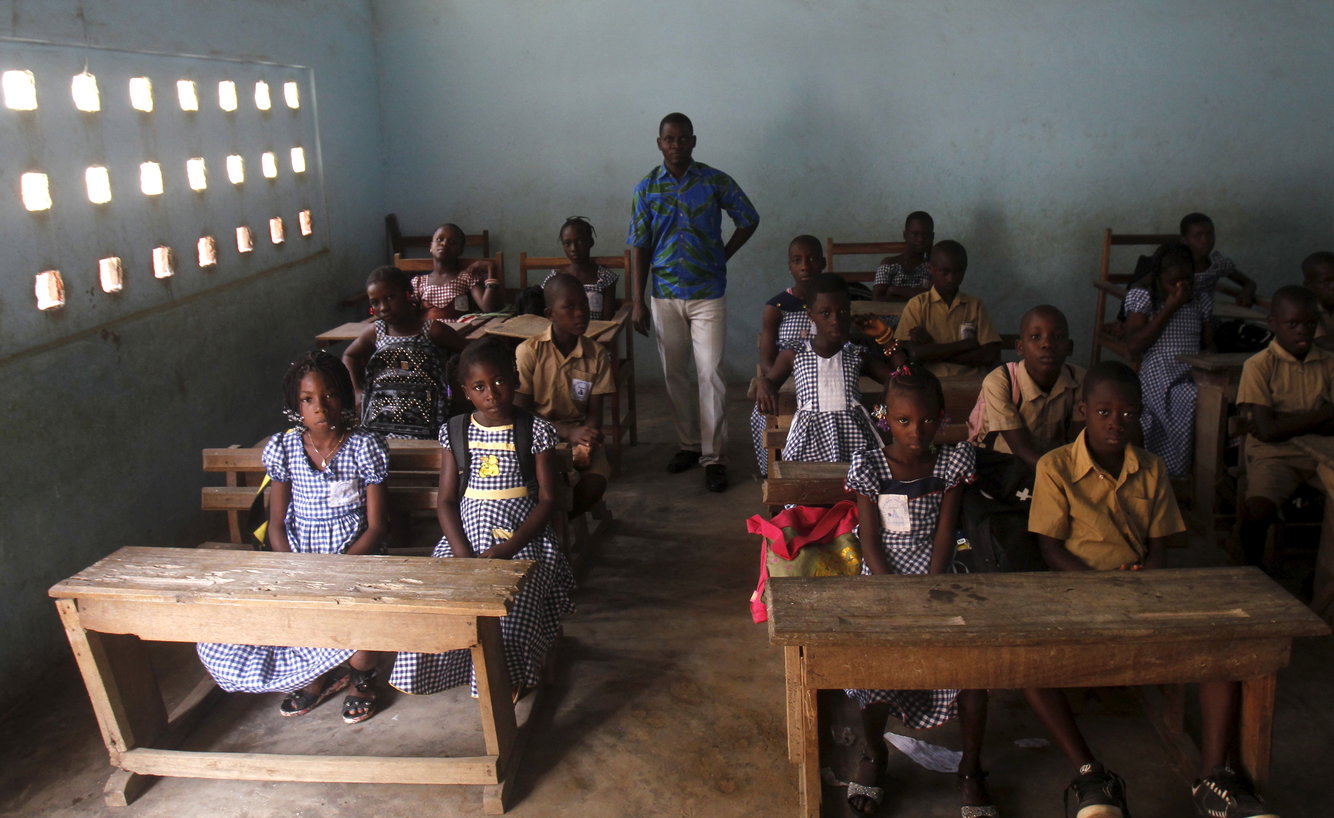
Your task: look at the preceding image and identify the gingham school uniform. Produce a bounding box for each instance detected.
[543,267,620,320]
[412,270,482,313]
[1192,251,1236,319]
[873,260,931,293]
[196,428,389,693]
[781,341,882,464]
[1125,287,1208,477]
[373,318,434,350]
[751,289,817,475]
[841,442,975,726]
[390,415,576,696]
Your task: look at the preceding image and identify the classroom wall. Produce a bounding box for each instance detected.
[0,0,384,710]
[372,0,1334,377]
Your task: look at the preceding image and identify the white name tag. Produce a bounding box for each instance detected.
[328,479,359,508]
[453,294,470,312]
[571,377,592,404]
[877,493,912,533]
[586,291,604,316]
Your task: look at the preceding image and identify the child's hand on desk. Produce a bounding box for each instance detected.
[568,425,601,447]
[755,378,778,415]
[1117,561,1144,571]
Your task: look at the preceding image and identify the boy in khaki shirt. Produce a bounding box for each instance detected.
[893,240,1002,378]
[1024,362,1274,818]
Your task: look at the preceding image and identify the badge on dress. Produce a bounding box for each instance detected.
[453,294,470,312]
[877,493,912,533]
[571,377,592,404]
[586,291,603,316]
[328,479,359,508]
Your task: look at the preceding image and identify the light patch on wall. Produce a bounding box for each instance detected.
[3,69,38,110]
[290,146,306,173]
[197,235,217,267]
[269,217,285,245]
[139,162,164,196]
[298,209,313,236]
[71,71,100,112]
[129,76,153,112]
[186,157,207,191]
[254,80,271,111]
[20,172,53,211]
[283,81,299,109]
[85,166,112,204]
[99,257,124,293]
[152,245,175,278]
[177,79,198,111]
[218,80,237,112]
[35,270,64,310]
[261,151,278,179]
[226,154,244,185]
[236,226,254,253]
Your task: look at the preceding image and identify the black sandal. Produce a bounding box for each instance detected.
[279,667,350,717]
[341,666,378,724]
[958,770,999,817]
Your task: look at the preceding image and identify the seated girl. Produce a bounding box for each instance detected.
[412,223,505,320]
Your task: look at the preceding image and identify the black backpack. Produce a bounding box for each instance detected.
[362,337,449,439]
[448,407,537,492]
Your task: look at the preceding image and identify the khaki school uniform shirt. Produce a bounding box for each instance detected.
[893,287,1002,378]
[981,362,1086,455]
[1029,431,1185,571]
[515,327,615,426]
[1236,340,1334,461]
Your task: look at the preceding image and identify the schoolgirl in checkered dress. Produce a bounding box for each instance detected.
[781,340,882,463]
[390,340,575,697]
[873,260,930,294]
[751,288,817,475]
[1124,246,1210,477]
[545,217,620,320]
[197,352,389,707]
[373,318,434,350]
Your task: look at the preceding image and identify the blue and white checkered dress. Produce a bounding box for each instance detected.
[1192,251,1236,320]
[543,267,620,320]
[1125,287,1208,477]
[781,341,882,464]
[752,290,817,475]
[373,318,433,350]
[196,428,389,693]
[841,442,975,727]
[390,414,576,696]
[873,260,931,293]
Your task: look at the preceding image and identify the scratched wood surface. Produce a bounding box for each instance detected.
[767,567,1330,648]
[50,547,531,617]
[482,313,619,341]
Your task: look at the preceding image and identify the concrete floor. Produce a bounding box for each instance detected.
[1,384,1330,818]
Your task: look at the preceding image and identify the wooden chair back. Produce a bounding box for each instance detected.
[827,239,906,283]
[1089,229,1178,367]
[517,250,631,289]
[385,213,490,260]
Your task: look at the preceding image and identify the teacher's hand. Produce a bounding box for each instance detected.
[632,301,650,336]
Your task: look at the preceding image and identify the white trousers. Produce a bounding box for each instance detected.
[652,296,728,466]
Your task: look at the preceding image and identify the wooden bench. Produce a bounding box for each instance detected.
[826,238,905,284]
[50,546,540,813]
[385,214,489,261]
[767,567,1330,818]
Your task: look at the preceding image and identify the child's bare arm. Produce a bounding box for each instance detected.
[427,319,468,353]
[757,305,782,371]
[1245,401,1334,442]
[1037,533,1094,571]
[906,336,978,362]
[344,483,387,555]
[342,325,378,396]
[487,449,557,559]
[267,480,293,552]
[857,493,891,575]
[1141,535,1173,570]
[951,341,1003,367]
[436,447,475,558]
[756,349,796,415]
[929,484,964,574]
[1123,284,1189,356]
[998,428,1044,469]
[1227,268,1258,307]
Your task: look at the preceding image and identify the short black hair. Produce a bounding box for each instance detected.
[559,216,596,242]
[282,350,355,426]
[788,234,824,256]
[366,265,411,292]
[543,271,587,302]
[435,222,465,239]
[1301,251,1334,277]
[1083,360,1141,402]
[1270,284,1319,313]
[1179,212,1214,235]
[659,112,693,135]
[930,239,968,269]
[1019,304,1069,333]
[1154,241,1193,273]
[905,211,934,229]
[884,363,945,415]
[811,273,848,297]
[457,336,516,383]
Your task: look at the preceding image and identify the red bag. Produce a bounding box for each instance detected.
[747,500,861,623]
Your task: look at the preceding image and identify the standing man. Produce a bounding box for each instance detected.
[628,112,759,492]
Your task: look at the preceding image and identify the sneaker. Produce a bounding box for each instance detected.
[666,449,701,473]
[1066,762,1129,818]
[1192,766,1277,818]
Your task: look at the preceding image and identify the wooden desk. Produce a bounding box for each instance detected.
[767,568,1329,818]
[762,460,852,508]
[315,316,500,349]
[1214,302,1269,321]
[51,547,535,813]
[1179,352,1253,539]
[1288,437,1334,623]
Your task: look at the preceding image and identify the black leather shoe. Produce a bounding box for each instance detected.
[705,464,728,492]
[666,450,701,473]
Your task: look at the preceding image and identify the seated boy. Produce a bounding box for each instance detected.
[1180,212,1259,315]
[515,274,615,515]
[1300,251,1334,344]
[1025,361,1275,818]
[1237,285,1334,622]
[975,304,1084,468]
[893,239,1002,378]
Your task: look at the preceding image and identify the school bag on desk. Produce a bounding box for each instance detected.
[747,500,861,623]
[362,338,450,439]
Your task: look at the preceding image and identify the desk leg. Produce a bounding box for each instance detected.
[475,616,518,814]
[784,647,802,764]
[1238,673,1277,788]
[1193,383,1227,540]
[796,650,820,818]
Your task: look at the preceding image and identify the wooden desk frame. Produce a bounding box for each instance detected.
[51,548,535,814]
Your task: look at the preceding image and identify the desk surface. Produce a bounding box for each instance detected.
[50,546,531,618]
[316,316,496,346]
[1178,351,1254,373]
[767,567,1329,648]
[483,314,621,341]
[1214,302,1269,321]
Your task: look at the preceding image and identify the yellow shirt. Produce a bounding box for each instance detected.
[515,326,615,426]
[981,361,1085,455]
[893,287,1002,378]
[1236,340,1334,461]
[1029,431,1185,570]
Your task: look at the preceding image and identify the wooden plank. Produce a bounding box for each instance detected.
[1177,351,1254,375]
[106,671,225,806]
[784,646,803,764]
[796,648,821,818]
[1239,673,1277,786]
[483,313,619,341]
[766,569,1331,647]
[119,747,498,785]
[204,437,442,472]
